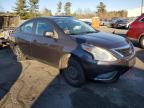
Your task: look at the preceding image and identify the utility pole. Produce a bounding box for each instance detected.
[141,0,143,15]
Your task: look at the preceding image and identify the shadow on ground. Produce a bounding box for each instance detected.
[32,67,144,108]
[32,48,144,108]
[0,46,144,108]
[0,47,22,100]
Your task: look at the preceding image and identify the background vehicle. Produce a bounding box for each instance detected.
[126,17,137,29]
[113,19,129,29]
[0,30,4,47]
[108,18,119,28]
[100,19,110,26]
[127,14,144,48]
[0,30,9,47]
[11,16,135,87]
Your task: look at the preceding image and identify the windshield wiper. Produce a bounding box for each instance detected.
[69,33,78,35]
[85,31,97,33]
[80,31,98,34]
[69,31,99,35]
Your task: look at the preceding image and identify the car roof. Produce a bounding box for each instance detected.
[20,16,75,26]
[39,16,75,20]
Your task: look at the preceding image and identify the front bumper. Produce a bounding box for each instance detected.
[81,55,136,80]
[117,24,127,28]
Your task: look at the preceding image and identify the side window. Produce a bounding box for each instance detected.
[36,21,54,36]
[21,22,34,33]
[141,18,144,22]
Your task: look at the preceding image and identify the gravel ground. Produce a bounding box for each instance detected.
[0,27,143,108]
[97,26,128,36]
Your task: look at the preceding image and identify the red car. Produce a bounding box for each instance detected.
[127,14,144,48]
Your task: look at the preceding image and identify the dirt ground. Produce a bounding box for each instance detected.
[0,27,144,108]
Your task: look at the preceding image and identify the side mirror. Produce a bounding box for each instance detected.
[44,31,58,39]
[44,31,54,37]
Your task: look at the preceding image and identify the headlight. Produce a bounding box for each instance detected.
[82,44,117,62]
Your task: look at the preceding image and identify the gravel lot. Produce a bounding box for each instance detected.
[98,26,128,35]
[0,27,144,108]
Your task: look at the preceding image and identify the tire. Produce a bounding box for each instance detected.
[12,45,26,61]
[140,36,144,48]
[62,58,86,87]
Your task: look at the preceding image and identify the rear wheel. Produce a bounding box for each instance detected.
[140,36,144,48]
[12,45,26,61]
[62,58,86,87]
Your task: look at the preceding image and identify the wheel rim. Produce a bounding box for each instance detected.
[67,66,78,80]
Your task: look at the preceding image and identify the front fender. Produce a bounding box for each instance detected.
[59,53,71,69]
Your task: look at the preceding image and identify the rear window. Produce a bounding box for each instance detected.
[21,22,34,33]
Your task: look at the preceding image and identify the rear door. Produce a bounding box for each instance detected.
[31,19,64,67]
[14,20,35,56]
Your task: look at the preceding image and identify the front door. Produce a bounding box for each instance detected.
[31,19,63,67]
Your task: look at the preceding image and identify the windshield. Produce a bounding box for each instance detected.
[118,20,128,23]
[54,18,97,35]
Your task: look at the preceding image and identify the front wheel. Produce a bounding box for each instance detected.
[62,58,86,87]
[140,36,144,48]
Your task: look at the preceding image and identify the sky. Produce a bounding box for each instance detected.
[0,0,142,14]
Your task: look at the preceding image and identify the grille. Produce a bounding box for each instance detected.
[114,46,133,58]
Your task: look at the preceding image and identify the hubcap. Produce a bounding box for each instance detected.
[67,66,78,80]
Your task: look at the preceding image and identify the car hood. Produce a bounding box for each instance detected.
[71,32,129,49]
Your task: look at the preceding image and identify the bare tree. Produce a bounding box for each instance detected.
[107,10,128,19]
[96,2,107,19]
[74,8,95,19]
[42,8,52,16]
